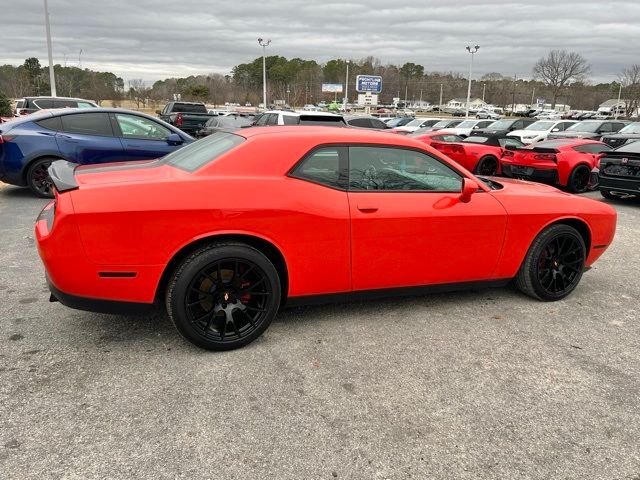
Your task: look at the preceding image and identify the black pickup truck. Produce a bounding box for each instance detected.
[157,102,216,135]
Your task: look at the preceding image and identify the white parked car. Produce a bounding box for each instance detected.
[254,110,344,126]
[303,104,322,111]
[506,120,578,144]
[393,117,442,133]
[475,110,501,120]
[437,119,495,137]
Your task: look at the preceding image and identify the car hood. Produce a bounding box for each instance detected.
[508,129,545,136]
[547,131,593,138]
[603,133,640,139]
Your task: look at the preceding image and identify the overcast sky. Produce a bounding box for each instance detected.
[3,0,639,83]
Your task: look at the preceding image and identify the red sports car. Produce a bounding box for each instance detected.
[501,139,611,193]
[36,127,617,351]
[430,134,525,175]
[409,130,463,146]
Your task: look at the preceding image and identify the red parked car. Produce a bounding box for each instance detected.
[410,130,463,146]
[430,133,524,175]
[501,139,611,193]
[37,127,617,351]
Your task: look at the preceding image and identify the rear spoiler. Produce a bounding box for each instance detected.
[504,145,559,153]
[48,160,79,192]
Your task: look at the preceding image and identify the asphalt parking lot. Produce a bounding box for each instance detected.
[1,184,639,480]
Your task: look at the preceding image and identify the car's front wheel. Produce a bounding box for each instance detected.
[166,242,281,351]
[516,224,586,301]
[27,157,57,198]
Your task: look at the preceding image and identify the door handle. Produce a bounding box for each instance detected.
[357,205,378,213]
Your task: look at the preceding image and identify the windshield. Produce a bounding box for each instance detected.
[525,121,555,131]
[432,120,450,128]
[618,122,640,134]
[406,118,427,127]
[485,120,513,130]
[162,131,244,172]
[566,122,600,132]
[456,120,476,128]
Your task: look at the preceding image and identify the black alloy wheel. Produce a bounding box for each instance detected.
[475,155,499,176]
[166,243,281,350]
[516,224,586,301]
[27,158,55,198]
[567,165,591,193]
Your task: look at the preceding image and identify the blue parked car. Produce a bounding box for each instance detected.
[0,108,193,197]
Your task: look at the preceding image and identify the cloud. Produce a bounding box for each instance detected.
[3,0,639,82]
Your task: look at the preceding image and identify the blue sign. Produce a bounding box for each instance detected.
[356,75,382,93]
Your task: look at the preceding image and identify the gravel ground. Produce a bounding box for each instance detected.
[0,183,638,479]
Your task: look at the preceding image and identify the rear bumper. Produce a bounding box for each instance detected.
[596,172,640,195]
[502,163,558,185]
[47,275,157,315]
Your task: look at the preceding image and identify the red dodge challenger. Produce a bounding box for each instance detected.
[500,138,611,193]
[36,127,617,350]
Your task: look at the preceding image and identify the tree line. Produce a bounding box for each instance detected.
[1,51,639,115]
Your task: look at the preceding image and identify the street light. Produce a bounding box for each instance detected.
[258,38,271,110]
[343,60,350,112]
[464,45,479,118]
[44,0,56,96]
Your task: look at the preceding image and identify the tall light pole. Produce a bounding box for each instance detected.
[482,83,486,103]
[258,38,271,110]
[343,60,349,112]
[614,83,623,120]
[439,83,443,111]
[464,45,479,118]
[44,0,56,96]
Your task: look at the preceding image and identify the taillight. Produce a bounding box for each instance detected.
[175,112,183,127]
[533,153,557,162]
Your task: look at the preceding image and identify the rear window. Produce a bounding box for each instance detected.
[16,100,25,108]
[299,115,345,126]
[282,115,300,125]
[172,103,207,113]
[35,116,62,131]
[162,131,244,172]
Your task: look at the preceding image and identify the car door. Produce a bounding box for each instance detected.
[112,112,181,161]
[347,145,507,291]
[56,112,124,165]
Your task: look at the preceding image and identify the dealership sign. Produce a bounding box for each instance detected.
[356,75,382,93]
[322,83,343,93]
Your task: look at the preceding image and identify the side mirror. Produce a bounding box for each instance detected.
[459,178,479,203]
[166,133,184,145]
[155,110,161,115]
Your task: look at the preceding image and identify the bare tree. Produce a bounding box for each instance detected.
[533,50,590,108]
[619,65,640,117]
[128,79,149,109]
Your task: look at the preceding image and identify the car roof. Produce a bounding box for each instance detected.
[24,96,96,102]
[237,125,425,146]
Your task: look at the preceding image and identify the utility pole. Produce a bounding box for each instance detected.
[44,0,56,96]
[405,84,408,109]
[482,83,486,103]
[258,38,271,110]
[343,60,349,112]
[439,83,443,111]
[614,83,622,120]
[78,49,83,69]
[531,87,535,107]
[511,74,517,114]
[465,45,479,118]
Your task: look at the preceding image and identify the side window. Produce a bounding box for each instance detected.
[54,99,78,108]
[35,116,62,131]
[613,123,624,132]
[282,115,299,126]
[290,147,347,189]
[114,113,171,140]
[76,102,95,109]
[573,144,610,153]
[370,119,388,129]
[33,99,54,109]
[266,113,279,126]
[348,118,371,128]
[348,146,463,192]
[599,123,613,133]
[60,113,113,136]
[254,114,268,126]
[512,120,523,129]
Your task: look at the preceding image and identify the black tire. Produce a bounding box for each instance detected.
[26,157,57,198]
[567,164,591,193]
[516,224,586,301]
[474,155,499,176]
[166,242,281,351]
[600,189,616,200]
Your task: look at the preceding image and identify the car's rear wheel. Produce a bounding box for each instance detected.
[166,243,281,351]
[516,224,586,301]
[474,155,499,176]
[567,164,591,193]
[27,157,57,198]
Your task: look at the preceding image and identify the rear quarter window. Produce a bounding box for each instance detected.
[35,116,63,131]
[162,131,244,172]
